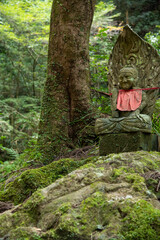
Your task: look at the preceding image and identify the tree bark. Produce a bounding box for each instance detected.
[38,0,96,161]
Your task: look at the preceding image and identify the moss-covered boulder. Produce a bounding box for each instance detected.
[0,151,160,240]
[0,157,97,204]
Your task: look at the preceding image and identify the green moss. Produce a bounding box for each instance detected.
[140,157,159,170]
[58,202,72,214]
[79,162,96,169]
[0,168,51,204]
[125,173,146,192]
[111,165,147,192]
[145,177,160,200]
[0,191,45,236]
[121,200,160,240]
[1,151,160,239]
[44,191,114,240]
[151,151,160,157]
[81,191,107,210]
[55,215,81,240]
[0,157,98,204]
[78,192,113,236]
[41,229,56,239]
[0,211,33,236]
[0,214,15,236]
[9,227,43,240]
[44,202,82,240]
[112,167,133,180]
[22,190,44,218]
[45,230,81,240]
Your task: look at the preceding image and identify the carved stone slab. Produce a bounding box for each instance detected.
[108,25,160,117]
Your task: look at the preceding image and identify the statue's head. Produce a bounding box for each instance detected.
[119,66,138,90]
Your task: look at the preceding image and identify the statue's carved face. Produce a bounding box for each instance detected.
[119,67,138,90]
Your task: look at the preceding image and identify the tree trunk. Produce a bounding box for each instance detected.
[38,0,96,161]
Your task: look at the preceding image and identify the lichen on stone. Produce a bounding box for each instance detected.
[0,151,160,239]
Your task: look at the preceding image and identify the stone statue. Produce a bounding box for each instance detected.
[95,25,160,136]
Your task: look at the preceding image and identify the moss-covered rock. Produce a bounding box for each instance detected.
[0,151,160,239]
[0,157,97,204]
[4,227,43,240]
[121,200,160,240]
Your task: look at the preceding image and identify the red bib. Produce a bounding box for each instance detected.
[117,89,142,111]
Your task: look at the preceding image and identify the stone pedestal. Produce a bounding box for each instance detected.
[99,132,158,156]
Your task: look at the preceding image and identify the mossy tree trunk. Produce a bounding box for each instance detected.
[38,0,96,161]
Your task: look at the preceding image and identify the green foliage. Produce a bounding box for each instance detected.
[19,139,43,164]
[93,1,120,29]
[0,97,40,152]
[0,146,17,162]
[151,98,160,136]
[145,25,160,55]
[152,113,160,135]
[0,0,51,154]
[113,0,160,36]
[0,152,29,183]
[90,1,119,114]
[0,0,52,99]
